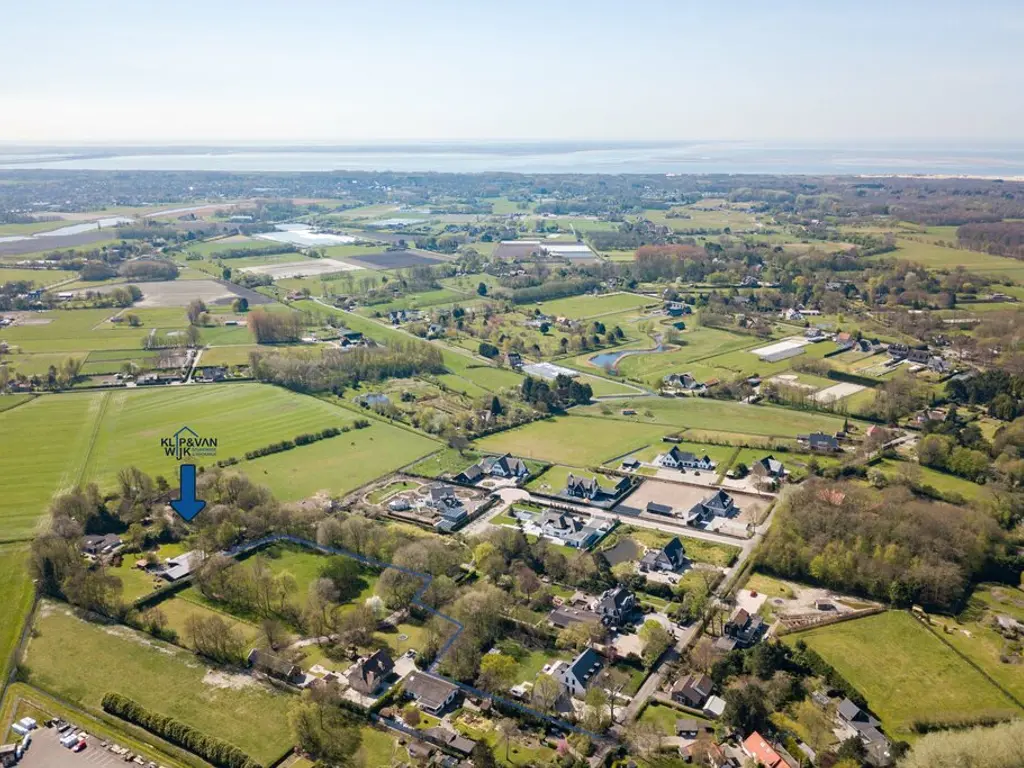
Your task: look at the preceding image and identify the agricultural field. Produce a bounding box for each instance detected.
[0,267,67,286]
[0,391,104,538]
[197,344,262,366]
[74,383,439,500]
[183,237,296,258]
[25,604,295,765]
[81,384,355,486]
[788,611,1021,739]
[577,397,852,439]
[475,415,670,466]
[0,544,33,688]
[935,584,1024,704]
[353,288,470,316]
[243,421,438,500]
[534,292,654,319]
[878,240,1024,282]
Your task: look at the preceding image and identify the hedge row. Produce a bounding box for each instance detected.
[101,693,261,768]
[243,424,366,460]
[794,642,868,710]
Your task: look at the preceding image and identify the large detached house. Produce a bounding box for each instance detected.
[482,453,529,479]
[685,489,737,525]
[593,586,636,626]
[753,455,785,478]
[536,510,603,549]
[663,372,705,392]
[347,649,394,696]
[425,484,467,532]
[656,446,716,471]
[640,537,686,572]
[716,607,765,650]
[838,698,892,766]
[798,431,841,452]
[564,473,629,501]
[671,672,714,709]
[553,647,604,697]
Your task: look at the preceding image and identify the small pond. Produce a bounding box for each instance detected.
[603,537,640,566]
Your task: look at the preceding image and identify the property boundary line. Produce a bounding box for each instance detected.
[913,611,1024,713]
[228,534,613,744]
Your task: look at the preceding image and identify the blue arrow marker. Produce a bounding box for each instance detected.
[170,464,206,521]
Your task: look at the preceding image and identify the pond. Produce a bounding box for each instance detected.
[589,336,669,371]
[603,537,640,566]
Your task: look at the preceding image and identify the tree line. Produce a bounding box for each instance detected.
[249,341,445,393]
[102,693,261,768]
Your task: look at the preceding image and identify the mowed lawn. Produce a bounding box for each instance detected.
[0,544,34,687]
[80,384,435,497]
[577,397,851,438]
[789,611,1021,739]
[0,391,105,538]
[25,604,294,765]
[535,292,654,319]
[475,415,669,465]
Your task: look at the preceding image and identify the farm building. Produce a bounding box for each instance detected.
[751,338,809,363]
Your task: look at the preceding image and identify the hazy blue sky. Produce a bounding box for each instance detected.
[2,0,1022,143]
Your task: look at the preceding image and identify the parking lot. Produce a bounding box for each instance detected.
[18,725,157,768]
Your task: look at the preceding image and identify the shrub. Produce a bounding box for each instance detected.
[101,693,261,768]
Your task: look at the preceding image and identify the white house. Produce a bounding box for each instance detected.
[656,446,716,471]
[550,647,604,698]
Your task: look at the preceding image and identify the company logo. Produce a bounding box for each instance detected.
[161,426,218,461]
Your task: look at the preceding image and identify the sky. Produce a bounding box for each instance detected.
[2,0,1023,144]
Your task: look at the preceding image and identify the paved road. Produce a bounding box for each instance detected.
[618,496,780,723]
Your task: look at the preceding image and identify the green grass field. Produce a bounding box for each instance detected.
[0,267,68,286]
[881,240,1024,282]
[406,447,479,478]
[199,345,263,366]
[243,420,438,500]
[934,584,1024,705]
[594,327,757,384]
[25,604,294,765]
[873,458,987,501]
[0,394,34,413]
[475,415,670,465]
[0,392,105,538]
[72,383,438,500]
[576,397,851,439]
[789,611,1021,739]
[535,292,654,319]
[0,544,34,690]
